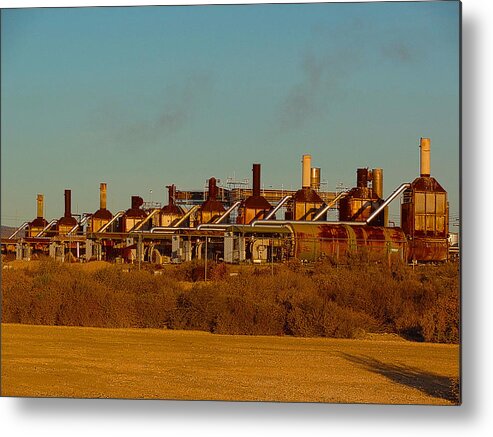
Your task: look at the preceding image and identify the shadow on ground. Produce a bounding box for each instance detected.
[340,353,460,404]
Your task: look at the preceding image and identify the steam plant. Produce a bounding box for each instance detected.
[2,137,454,265]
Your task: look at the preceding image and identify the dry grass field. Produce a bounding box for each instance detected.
[1,323,459,404]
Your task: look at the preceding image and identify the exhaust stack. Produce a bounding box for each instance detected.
[131,196,144,210]
[357,168,369,188]
[167,184,176,205]
[302,154,311,188]
[100,183,107,210]
[252,163,261,197]
[420,137,431,177]
[372,168,383,198]
[36,194,44,218]
[64,189,72,218]
[208,177,218,200]
[310,167,321,190]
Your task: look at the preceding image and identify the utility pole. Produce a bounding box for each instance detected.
[271,238,274,275]
[204,237,208,281]
[138,233,142,270]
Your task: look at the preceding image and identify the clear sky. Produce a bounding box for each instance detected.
[1,1,460,228]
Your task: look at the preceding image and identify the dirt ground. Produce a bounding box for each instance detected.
[1,323,459,404]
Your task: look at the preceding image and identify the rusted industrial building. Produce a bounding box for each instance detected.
[2,137,455,265]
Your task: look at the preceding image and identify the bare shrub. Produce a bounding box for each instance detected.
[1,259,459,343]
[1,269,35,323]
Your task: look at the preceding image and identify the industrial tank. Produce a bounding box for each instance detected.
[288,223,408,263]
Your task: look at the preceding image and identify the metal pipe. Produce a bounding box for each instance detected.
[213,201,241,224]
[420,137,431,177]
[302,155,311,188]
[8,222,30,239]
[366,183,411,225]
[149,226,198,233]
[97,210,125,233]
[263,195,291,220]
[251,219,367,227]
[197,224,228,230]
[67,214,92,236]
[130,208,160,232]
[172,205,200,227]
[313,192,348,221]
[36,219,58,237]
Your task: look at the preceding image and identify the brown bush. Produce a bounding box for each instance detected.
[1,259,459,343]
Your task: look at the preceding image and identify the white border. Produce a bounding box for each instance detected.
[2,1,491,436]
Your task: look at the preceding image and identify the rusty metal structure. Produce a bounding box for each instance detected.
[401,138,449,262]
[56,190,78,235]
[338,168,385,225]
[121,196,147,232]
[27,194,49,237]
[288,223,407,263]
[90,183,113,233]
[197,177,226,225]
[2,137,454,265]
[286,154,326,221]
[158,185,185,227]
[236,164,272,224]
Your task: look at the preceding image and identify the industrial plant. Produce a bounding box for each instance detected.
[2,138,456,265]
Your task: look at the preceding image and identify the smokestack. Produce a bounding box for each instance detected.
[131,196,143,209]
[302,154,311,188]
[208,177,218,200]
[64,190,72,218]
[100,183,107,210]
[372,169,383,198]
[167,185,176,205]
[420,137,431,177]
[36,194,44,218]
[252,163,261,197]
[357,168,369,188]
[310,168,321,190]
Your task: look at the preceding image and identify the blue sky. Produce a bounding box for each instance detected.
[1,1,460,228]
